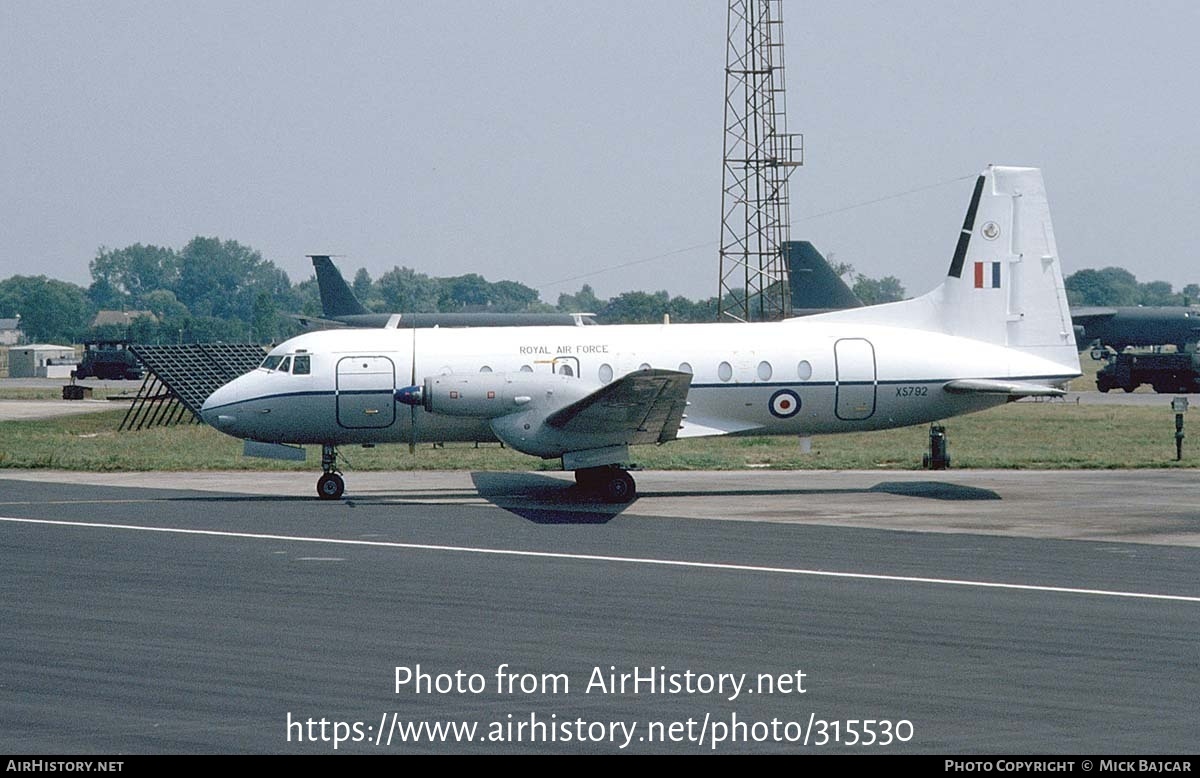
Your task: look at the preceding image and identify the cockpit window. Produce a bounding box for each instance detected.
[261,355,283,371]
[278,356,292,373]
[293,355,311,375]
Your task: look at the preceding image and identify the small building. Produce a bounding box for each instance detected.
[0,317,22,346]
[8,344,78,379]
[91,310,157,329]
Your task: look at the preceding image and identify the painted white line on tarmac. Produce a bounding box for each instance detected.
[3,515,1199,604]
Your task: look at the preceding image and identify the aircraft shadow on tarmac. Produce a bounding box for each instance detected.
[866,481,1001,501]
[161,474,633,524]
[469,472,629,524]
[468,473,1001,525]
[622,480,1002,502]
[159,475,999,524]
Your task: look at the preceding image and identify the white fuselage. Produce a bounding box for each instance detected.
[200,317,1078,453]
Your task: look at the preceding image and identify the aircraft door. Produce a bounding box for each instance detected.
[834,338,876,421]
[337,356,397,429]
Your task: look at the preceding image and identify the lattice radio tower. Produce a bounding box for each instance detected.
[717,0,802,322]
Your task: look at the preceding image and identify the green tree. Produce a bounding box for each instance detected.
[377,266,440,312]
[667,295,718,323]
[86,276,126,310]
[175,237,291,323]
[251,292,279,343]
[1065,267,1140,306]
[349,267,389,311]
[142,289,190,322]
[601,290,671,324]
[557,284,603,313]
[852,275,906,305]
[352,267,373,301]
[290,277,323,317]
[487,279,542,312]
[438,274,491,310]
[1138,280,1178,306]
[127,314,161,344]
[179,315,247,343]
[89,243,179,308]
[0,276,91,343]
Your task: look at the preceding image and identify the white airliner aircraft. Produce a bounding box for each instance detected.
[202,166,1080,502]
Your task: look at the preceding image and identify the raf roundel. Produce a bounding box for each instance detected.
[768,389,801,418]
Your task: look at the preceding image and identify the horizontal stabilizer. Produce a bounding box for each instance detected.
[546,369,692,445]
[943,379,1066,397]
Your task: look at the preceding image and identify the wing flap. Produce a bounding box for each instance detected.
[943,378,1066,397]
[546,369,692,444]
[676,416,764,439]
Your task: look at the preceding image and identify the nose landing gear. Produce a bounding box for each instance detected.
[317,444,345,500]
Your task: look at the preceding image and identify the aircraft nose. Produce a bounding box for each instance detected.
[201,378,242,432]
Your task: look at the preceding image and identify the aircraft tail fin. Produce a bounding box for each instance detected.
[809,166,1079,372]
[311,255,370,317]
[932,165,1078,368]
[784,241,864,311]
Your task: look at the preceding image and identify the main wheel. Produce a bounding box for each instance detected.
[317,472,345,500]
[600,470,637,503]
[574,467,608,490]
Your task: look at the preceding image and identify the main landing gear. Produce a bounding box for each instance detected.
[574,465,637,503]
[317,443,345,500]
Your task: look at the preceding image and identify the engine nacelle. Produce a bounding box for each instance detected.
[397,371,591,420]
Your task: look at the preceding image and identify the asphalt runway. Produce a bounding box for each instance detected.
[0,470,1197,754]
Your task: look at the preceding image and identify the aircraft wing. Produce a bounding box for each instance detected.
[285,312,351,329]
[1070,307,1118,325]
[943,379,1067,397]
[546,369,692,445]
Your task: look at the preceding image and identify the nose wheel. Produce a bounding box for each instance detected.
[317,443,345,500]
[317,472,345,500]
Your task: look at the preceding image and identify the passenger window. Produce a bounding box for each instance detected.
[718,361,733,382]
[559,364,574,376]
[293,355,311,375]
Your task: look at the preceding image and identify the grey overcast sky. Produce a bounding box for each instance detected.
[2,1,1197,303]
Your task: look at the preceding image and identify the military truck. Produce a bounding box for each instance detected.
[74,340,144,380]
[1095,349,1200,394]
